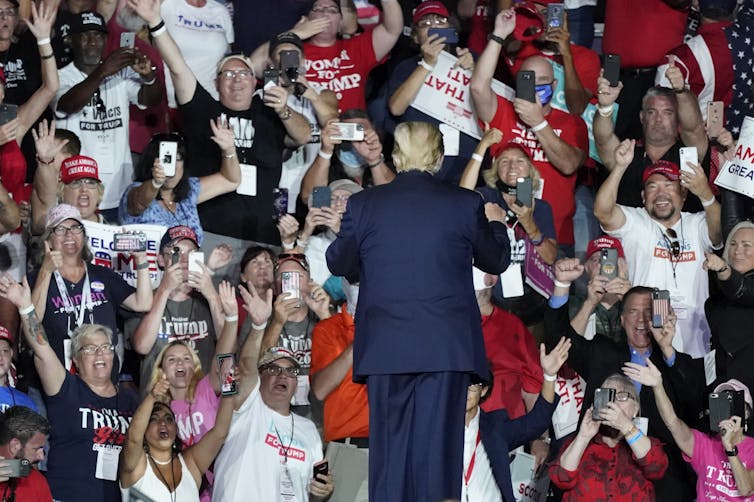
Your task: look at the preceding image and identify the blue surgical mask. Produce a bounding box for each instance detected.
[337,148,366,169]
[535,83,553,106]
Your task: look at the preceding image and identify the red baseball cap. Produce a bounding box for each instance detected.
[642,160,680,184]
[60,155,100,184]
[513,2,545,42]
[159,225,199,252]
[412,0,450,24]
[0,325,14,345]
[491,140,533,160]
[586,235,625,259]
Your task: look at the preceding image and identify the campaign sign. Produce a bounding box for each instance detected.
[715,116,754,198]
[82,221,166,287]
[552,373,586,439]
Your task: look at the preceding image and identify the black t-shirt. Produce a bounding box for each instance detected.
[0,30,42,105]
[179,85,287,242]
[52,10,76,69]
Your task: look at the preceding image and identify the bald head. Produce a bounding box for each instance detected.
[520,55,554,84]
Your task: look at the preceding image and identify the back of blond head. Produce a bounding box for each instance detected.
[392,122,444,174]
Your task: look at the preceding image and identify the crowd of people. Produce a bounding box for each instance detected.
[0,0,749,500]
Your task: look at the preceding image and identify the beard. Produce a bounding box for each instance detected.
[648,204,677,222]
[116,5,147,32]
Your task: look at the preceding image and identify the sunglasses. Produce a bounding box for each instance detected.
[276,253,309,272]
[665,228,680,258]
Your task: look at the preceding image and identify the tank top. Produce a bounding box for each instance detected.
[120,453,199,502]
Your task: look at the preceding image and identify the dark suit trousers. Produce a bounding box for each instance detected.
[367,372,470,502]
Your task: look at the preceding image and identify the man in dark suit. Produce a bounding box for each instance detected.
[326,121,510,502]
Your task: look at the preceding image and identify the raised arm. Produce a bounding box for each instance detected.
[720,416,754,496]
[131,262,181,355]
[184,395,234,480]
[30,241,60,318]
[120,252,153,312]
[470,9,515,123]
[370,0,402,61]
[197,118,241,203]
[210,281,240,394]
[0,182,19,233]
[539,337,571,402]
[387,34,444,117]
[594,139,633,231]
[30,121,67,234]
[593,72,622,171]
[663,58,708,159]
[459,128,502,190]
[557,407,601,471]
[300,119,340,203]
[544,22,591,116]
[234,283,273,408]
[352,127,395,185]
[681,160,721,247]
[261,84,312,147]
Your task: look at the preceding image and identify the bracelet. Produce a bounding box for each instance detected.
[223,152,236,159]
[136,261,149,270]
[701,195,716,207]
[225,314,238,323]
[40,52,55,60]
[318,150,333,160]
[623,425,639,438]
[36,37,50,46]
[141,76,156,86]
[626,430,643,446]
[148,20,165,33]
[367,153,385,169]
[36,155,54,166]
[471,153,484,163]
[282,240,295,250]
[418,60,435,72]
[487,33,505,46]
[530,120,549,133]
[543,373,557,382]
[554,280,571,288]
[279,107,292,121]
[151,178,163,189]
[718,265,729,274]
[251,320,268,331]
[597,104,614,117]
[150,25,167,37]
[18,305,35,316]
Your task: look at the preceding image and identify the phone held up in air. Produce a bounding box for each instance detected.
[158,141,178,177]
[651,289,671,329]
[706,101,724,139]
[218,353,238,396]
[599,248,618,280]
[546,3,565,29]
[312,186,331,208]
[603,53,621,87]
[516,71,536,103]
[515,177,532,207]
[593,387,616,421]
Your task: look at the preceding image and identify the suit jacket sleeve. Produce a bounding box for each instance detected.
[326,198,362,278]
[506,394,560,450]
[471,197,511,275]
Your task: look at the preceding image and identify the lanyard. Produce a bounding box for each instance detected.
[53,268,93,334]
[464,430,482,499]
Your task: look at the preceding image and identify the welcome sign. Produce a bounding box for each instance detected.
[715,116,754,197]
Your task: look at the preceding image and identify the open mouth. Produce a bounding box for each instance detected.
[94,360,106,369]
[77,194,90,207]
[273,381,289,392]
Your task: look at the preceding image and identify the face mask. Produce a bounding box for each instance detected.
[472,266,488,291]
[495,179,517,195]
[535,83,553,106]
[337,148,366,178]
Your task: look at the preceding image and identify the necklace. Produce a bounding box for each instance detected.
[149,454,173,466]
[273,414,295,464]
[149,454,177,502]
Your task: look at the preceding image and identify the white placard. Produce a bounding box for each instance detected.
[551,373,586,439]
[714,116,754,197]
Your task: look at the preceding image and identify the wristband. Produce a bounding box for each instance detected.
[282,240,295,250]
[223,152,236,159]
[36,155,54,166]
[40,52,55,60]
[296,237,309,248]
[150,24,167,37]
[318,150,333,160]
[554,280,571,288]
[471,153,484,163]
[148,20,166,33]
[18,305,35,316]
[136,261,149,270]
[626,431,643,446]
[141,76,156,86]
[487,33,505,46]
[251,320,268,331]
[543,373,557,382]
[623,425,639,438]
[418,60,435,72]
[225,314,239,323]
[36,37,50,46]
[151,178,163,189]
[530,120,549,133]
[597,104,614,117]
[701,195,716,207]
[529,232,544,246]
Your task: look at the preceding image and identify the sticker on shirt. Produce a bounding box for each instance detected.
[501,263,524,298]
[91,281,105,292]
[237,164,257,196]
[439,123,460,156]
[292,375,310,406]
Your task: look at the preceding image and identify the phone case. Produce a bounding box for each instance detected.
[707,101,724,138]
[679,147,698,174]
[218,354,238,396]
[515,177,533,207]
[651,290,671,328]
[603,54,621,87]
[272,188,288,221]
[312,186,331,208]
[281,271,301,300]
[427,27,458,44]
[516,71,536,103]
[593,388,616,420]
[188,251,204,274]
[600,249,618,280]
[158,141,178,177]
[546,4,565,28]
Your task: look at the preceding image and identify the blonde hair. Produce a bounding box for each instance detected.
[392,122,444,174]
[483,147,542,192]
[148,341,205,403]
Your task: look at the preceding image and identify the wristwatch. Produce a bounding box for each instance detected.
[726,446,738,457]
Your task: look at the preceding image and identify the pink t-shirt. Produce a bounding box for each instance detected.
[171,375,220,446]
[685,429,754,501]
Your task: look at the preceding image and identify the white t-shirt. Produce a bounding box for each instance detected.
[605,206,716,358]
[161,0,233,106]
[213,381,323,502]
[461,412,502,502]
[54,63,143,209]
[278,93,321,212]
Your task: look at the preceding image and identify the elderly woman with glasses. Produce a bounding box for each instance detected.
[27,204,152,375]
[550,373,668,501]
[119,122,240,245]
[0,268,139,501]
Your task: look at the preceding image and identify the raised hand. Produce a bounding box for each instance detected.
[0,274,32,309]
[304,280,331,320]
[614,139,636,168]
[622,358,662,388]
[596,70,622,107]
[540,337,571,376]
[150,375,172,403]
[664,56,686,92]
[210,117,236,157]
[493,8,516,39]
[126,0,161,26]
[553,257,584,283]
[238,282,273,327]
[32,119,68,165]
[25,0,56,41]
[218,281,238,317]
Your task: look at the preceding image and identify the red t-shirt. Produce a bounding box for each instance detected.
[303,31,379,112]
[480,306,542,419]
[603,0,688,68]
[0,140,31,234]
[310,310,369,442]
[0,468,53,501]
[467,0,491,56]
[488,95,588,244]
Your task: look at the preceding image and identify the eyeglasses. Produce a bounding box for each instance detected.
[416,16,448,27]
[67,179,99,189]
[311,6,340,14]
[276,253,309,272]
[331,194,350,204]
[615,391,636,402]
[665,228,680,258]
[262,364,300,377]
[0,7,17,17]
[80,343,115,355]
[218,69,254,80]
[52,223,85,236]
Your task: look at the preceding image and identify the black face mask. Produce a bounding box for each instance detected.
[496,179,517,195]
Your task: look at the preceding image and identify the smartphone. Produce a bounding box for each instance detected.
[263,68,279,99]
[707,101,724,139]
[679,146,698,174]
[312,186,331,208]
[709,391,745,432]
[0,103,18,126]
[651,289,671,329]
[280,50,300,81]
[546,3,565,29]
[188,251,204,274]
[281,270,301,301]
[516,71,536,103]
[272,187,289,221]
[331,122,365,141]
[113,231,148,252]
[313,461,329,480]
[158,141,178,177]
[515,177,533,207]
[603,53,621,87]
[599,248,618,280]
[171,246,180,266]
[427,27,459,44]
[120,32,135,48]
[592,388,616,421]
[5,459,30,478]
[217,353,238,396]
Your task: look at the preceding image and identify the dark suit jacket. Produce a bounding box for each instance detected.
[326,170,510,379]
[480,395,558,502]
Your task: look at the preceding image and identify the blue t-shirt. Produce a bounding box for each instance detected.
[44,373,137,502]
[0,387,37,413]
[119,176,204,244]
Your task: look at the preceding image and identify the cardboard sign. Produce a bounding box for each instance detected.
[714,116,754,197]
[552,373,586,439]
[82,221,166,287]
[525,241,554,298]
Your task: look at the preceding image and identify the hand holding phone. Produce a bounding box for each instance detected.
[651,289,671,328]
[603,54,621,87]
[515,177,533,207]
[516,71,536,103]
[188,251,204,274]
[158,141,178,177]
[599,248,618,280]
[313,461,329,482]
[678,146,698,174]
[592,388,616,421]
[218,354,238,396]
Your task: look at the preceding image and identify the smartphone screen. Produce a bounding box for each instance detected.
[516,71,536,103]
[272,188,289,221]
[0,103,18,126]
[188,251,204,274]
[546,3,565,29]
[651,289,671,328]
[592,388,616,420]
[218,354,238,396]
